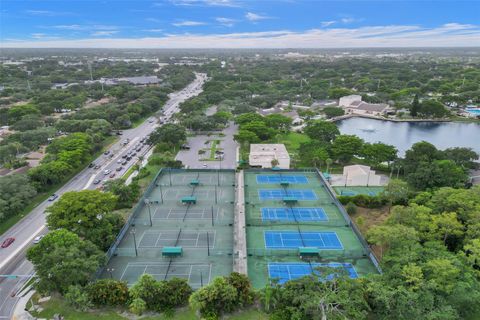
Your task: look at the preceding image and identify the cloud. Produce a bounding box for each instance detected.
[146,18,162,23]
[26,10,70,16]
[91,30,118,37]
[245,12,270,22]
[30,33,61,40]
[142,29,164,33]
[321,21,336,27]
[52,24,84,30]
[6,23,480,48]
[169,0,242,7]
[216,17,237,27]
[172,20,206,27]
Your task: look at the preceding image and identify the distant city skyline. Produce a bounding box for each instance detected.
[1,0,480,48]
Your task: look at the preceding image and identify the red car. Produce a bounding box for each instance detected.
[1,237,15,248]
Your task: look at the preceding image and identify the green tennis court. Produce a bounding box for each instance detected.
[333,186,385,197]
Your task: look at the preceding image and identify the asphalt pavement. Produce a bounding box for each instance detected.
[0,72,208,319]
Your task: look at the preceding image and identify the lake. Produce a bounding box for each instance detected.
[336,117,480,156]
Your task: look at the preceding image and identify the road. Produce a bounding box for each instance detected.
[0,72,208,319]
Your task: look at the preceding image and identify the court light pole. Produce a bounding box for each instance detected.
[144,198,153,227]
[106,267,115,279]
[131,228,138,257]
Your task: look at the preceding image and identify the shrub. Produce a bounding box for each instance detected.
[65,285,92,311]
[86,279,129,306]
[346,202,357,215]
[338,194,386,208]
[129,297,147,315]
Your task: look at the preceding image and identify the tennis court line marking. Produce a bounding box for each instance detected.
[120,262,212,282]
[137,230,217,248]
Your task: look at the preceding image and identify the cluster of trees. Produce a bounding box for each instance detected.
[234,112,293,144]
[299,120,397,168]
[0,174,37,222]
[148,123,187,150]
[28,133,95,190]
[401,141,477,190]
[410,95,450,118]
[364,186,480,319]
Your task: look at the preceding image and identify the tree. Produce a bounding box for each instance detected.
[7,104,41,124]
[381,179,411,207]
[419,100,449,118]
[234,129,260,144]
[241,120,277,140]
[406,160,467,190]
[46,190,121,251]
[234,112,264,125]
[367,224,419,259]
[429,212,464,245]
[103,179,140,209]
[442,147,479,169]
[65,285,92,311]
[264,114,292,132]
[26,229,105,293]
[298,141,329,168]
[403,141,440,174]
[322,106,345,119]
[361,142,397,167]
[331,135,364,164]
[304,120,340,143]
[148,123,186,147]
[410,94,420,117]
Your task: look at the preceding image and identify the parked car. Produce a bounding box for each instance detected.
[93,179,101,185]
[33,235,44,244]
[1,237,15,248]
[48,194,58,201]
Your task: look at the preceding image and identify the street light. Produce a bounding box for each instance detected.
[106,267,115,279]
[144,198,153,227]
[131,228,138,257]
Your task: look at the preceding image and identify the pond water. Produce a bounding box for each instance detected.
[336,117,480,156]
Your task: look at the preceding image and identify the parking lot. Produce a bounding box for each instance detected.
[176,122,238,169]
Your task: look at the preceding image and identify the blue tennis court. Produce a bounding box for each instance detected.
[256,175,308,184]
[268,262,358,284]
[258,189,317,201]
[261,207,327,221]
[264,231,343,249]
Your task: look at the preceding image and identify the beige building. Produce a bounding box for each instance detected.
[339,95,389,116]
[249,144,290,169]
[341,165,381,186]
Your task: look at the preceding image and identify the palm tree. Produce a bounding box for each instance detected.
[325,158,333,173]
[271,158,279,168]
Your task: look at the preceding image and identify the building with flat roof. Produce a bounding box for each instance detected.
[249,144,290,169]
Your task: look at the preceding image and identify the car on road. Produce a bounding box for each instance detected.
[104,150,110,155]
[88,163,95,168]
[93,179,101,185]
[103,169,111,175]
[122,154,128,159]
[109,173,116,178]
[48,194,59,201]
[1,237,15,248]
[148,119,154,123]
[203,164,208,168]
[94,165,100,169]
[116,166,123,172]
[33,235,44,244]
[117,159,123,164]
[122,160,128,165]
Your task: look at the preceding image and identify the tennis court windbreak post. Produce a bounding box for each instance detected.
[280,181,290,186]
[162,246,183,257]
[190,179,200,186]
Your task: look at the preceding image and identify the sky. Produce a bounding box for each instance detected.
[1,0,480,48]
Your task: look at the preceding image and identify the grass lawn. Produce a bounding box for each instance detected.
[0,136,118,236]
[32,297,268,320]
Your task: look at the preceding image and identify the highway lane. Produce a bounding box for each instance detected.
[0,72,207,319]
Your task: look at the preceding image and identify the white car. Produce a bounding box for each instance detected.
[117,159,123,164]
[33,235,44,244]
[103,169,111,175]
